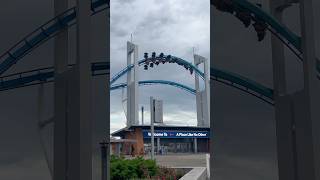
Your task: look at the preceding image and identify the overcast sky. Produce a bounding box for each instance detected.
[0,0,319,180]
[110,0,210,133]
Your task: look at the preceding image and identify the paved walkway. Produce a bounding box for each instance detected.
[144,153,207,167]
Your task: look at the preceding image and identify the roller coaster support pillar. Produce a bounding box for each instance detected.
[127,42,139,126]
[272,1,320,180]
[105,5,110,180]
[270,0,287,94]
[210,3,214,178]
[67,0,92,180]
[53,0,69,180]
[194,55,210,127]
[270,1,295,180]
[296,1,320,179]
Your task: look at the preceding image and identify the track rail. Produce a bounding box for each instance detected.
[213,0,320,72]
[111,80,196,95]
[0,0,279,105]
[0,62,274,105]
[110,54,204,85]
[0,0,108,75]
[210,68,273,105]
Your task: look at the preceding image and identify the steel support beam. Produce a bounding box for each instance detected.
[269,1,296,180]
[105,5,110,180]
[210,2,214,178]
[297,1,320,179]
[270,1,320,179]
[53,0,69,180]
[67,0,92,180]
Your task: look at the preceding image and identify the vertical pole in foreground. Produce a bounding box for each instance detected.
[157,138,160,154]
[209,2,214,178]
[53,0,68,180]
[269,1,295,180]
[150,97,155,160]
[194,138,198,153]
[142,106,144,125]
[106,3,110,180]
[297,1,320,179]
[68,0,91,180]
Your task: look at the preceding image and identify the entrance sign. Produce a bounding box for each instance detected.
[143,130,209,138]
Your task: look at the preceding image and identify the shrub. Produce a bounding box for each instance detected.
[110,155,158,180]
[110,155,183,180]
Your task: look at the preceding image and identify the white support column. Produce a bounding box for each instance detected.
[194,55,210,127]
[127,42,139,126]
[194,56,202,127]
[53,0,68,180]
[67,0,92,180]
[204,55,210,127]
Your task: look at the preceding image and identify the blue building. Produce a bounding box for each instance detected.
[111,125,210,155]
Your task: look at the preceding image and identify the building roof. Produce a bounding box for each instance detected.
[111,124,210,137]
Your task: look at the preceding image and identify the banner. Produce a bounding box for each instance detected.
[143,130,209,138]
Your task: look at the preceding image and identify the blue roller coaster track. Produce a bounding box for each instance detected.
[0,0,109,76]
[214,0,320,69]
[110,80,196,95]
[4,0,318,107]
[110,53,274,104]
[0,0,318,78]
[0,61,274,105]
[110,54,205,85]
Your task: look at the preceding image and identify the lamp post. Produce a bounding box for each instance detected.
[150,97,155,160]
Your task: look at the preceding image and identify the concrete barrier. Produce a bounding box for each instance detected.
[179,167,207,180]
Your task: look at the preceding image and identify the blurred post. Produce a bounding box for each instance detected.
[100,141,108,180]
[150,96,155,160]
